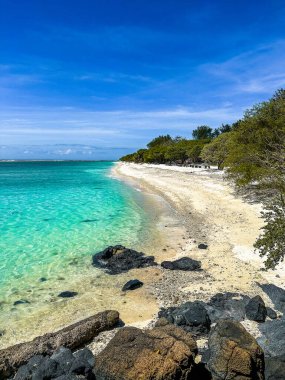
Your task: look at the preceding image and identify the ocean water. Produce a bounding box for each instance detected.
[0,161,164,346]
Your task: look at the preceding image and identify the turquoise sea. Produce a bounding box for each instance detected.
[0,161,163,346]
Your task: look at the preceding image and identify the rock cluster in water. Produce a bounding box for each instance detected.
[5,247,285,380]
[92,245,157,274]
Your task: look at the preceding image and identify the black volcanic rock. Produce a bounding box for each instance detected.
[58,291,78,298]
[161,257,201,271]
[198,243,208,249]
[245,295,267,322]
[92,245,157,275]
[122,279,143,291]
[159,301,211,336]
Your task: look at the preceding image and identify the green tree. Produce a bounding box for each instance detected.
[147,135,173,148]
[225,89,285,268]
[192,125,213,140]
[201,133,231,169]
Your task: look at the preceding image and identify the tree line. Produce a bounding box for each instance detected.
[120,89,285,269]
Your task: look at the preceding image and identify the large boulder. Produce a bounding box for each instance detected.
[258,319,285,356]
[245,296,267,322]
[258,283,285,313]
[94,324,198,379]
[158,301,211,336]
[0,310,119,378]
[207,319,265,380]
[207,292,250,322]
[161,257,201,271]
[92,245,157,275]
[265,354,285,380]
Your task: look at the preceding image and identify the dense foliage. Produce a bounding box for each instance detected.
[120,89,285,268]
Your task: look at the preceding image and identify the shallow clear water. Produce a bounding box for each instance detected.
[0,161,153,300]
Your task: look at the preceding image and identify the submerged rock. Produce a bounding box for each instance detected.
[0,310,119,378]
[161,257,201,271]
[245,295,267,322]
[13,300,30,306]
[92,245,157,275]
[207,319,265,380]
[58,291,78,298]
[158,301,211,335]
[122,279,143,291]
[94,324,198,379]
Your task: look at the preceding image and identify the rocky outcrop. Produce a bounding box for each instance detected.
[158,301,211,336]
[258,283,285,313]
[265,354,285,380]
[207,319,265,380]
[161,257,201,271]
[207,292,250,322]
[122,279,143,291]
[245,296,267,322]
[94,323,198,380]
[0,310,119,378]
[14,347,95,380]
[258,319,285,357]
[92,245,157,274]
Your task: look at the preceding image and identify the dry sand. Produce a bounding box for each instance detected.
[113,162,285,307]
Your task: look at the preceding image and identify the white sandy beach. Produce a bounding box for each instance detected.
[113,162,285,305]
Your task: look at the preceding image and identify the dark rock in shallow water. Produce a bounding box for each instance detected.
[258,283,285,313]
[58,291,78,298]
[158,301,211,336]
[94,324,198,379]
[81,219,98,223]
[92,245,157,275]
[198,243,208,249]
[122,279,143,291]
[161,257,201,271]
[0,310,119,378]
[207,292,250,322]
[266,307,277,320]
[207,319,265,380]
[265,354,285,380]
[39,277,47,282]
[13,300,30,306]
[245,295,267,322]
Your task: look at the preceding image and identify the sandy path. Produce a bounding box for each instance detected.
[113,163,285,304]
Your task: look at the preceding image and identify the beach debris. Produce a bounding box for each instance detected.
[158,301,211,336]
[58,291,78,298]
[92,245,157,275]
[161,257,201,271]
[245,295,267,322]
[94,323,199,379]
[122,279,143,291]
[207,319,264,380]
[198,243,208,249]
[0,310,119,378]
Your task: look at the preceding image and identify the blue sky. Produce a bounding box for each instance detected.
[1,0,285,159]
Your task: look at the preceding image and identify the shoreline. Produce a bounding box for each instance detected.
[2,161,285,354]
[112,162,285,320]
